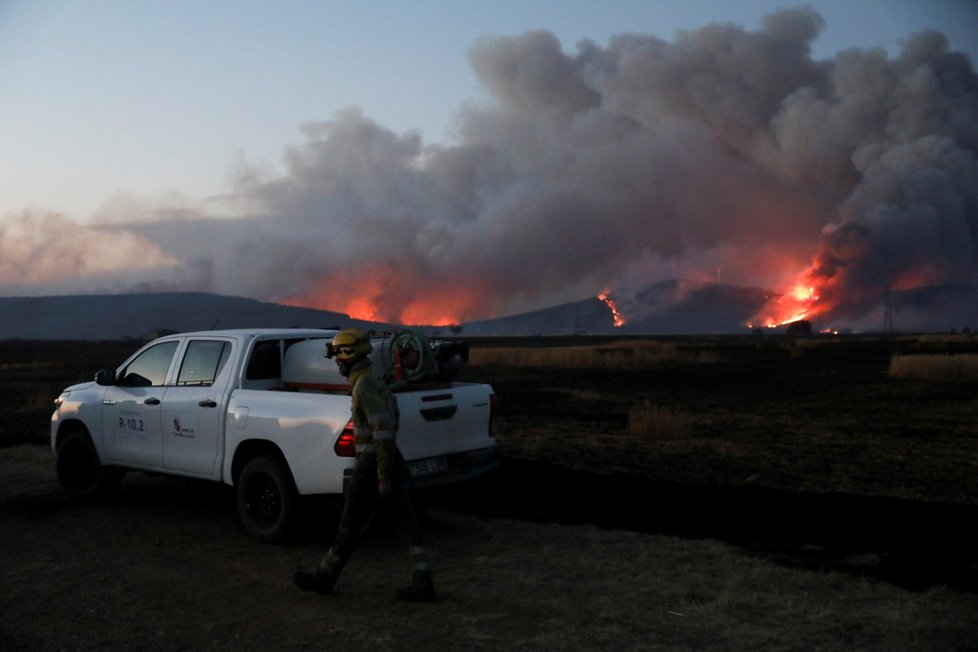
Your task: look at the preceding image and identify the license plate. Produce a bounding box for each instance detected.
[407,456,448,477]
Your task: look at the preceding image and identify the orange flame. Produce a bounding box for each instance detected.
[286,291,466,326]
[281,269,481,326]
[749,260,833,329]
[598,292,626,327]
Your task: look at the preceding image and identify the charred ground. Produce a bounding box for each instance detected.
[440,334,978,592]
[2,334,977,648]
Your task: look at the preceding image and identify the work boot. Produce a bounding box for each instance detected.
[292,568,338,595]
[395,570,436,602]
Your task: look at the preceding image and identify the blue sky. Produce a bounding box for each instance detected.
[2,0,976,221]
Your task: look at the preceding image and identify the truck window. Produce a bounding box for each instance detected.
[119,341,179,387]
[177,340,232,386]
[246,340,281,380]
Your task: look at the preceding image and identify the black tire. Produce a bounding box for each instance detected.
[56,430,123,500]
[236,455,297,543]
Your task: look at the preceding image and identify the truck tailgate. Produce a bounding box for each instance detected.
[395,383,494,463]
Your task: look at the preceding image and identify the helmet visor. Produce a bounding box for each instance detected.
[325,342,359,359]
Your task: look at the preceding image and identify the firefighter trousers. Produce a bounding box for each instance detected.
[319,448,428,575]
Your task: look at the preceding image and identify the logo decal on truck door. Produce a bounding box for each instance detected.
[172,417,197,439]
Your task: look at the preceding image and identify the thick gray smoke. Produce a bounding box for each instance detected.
[3,7,976,327]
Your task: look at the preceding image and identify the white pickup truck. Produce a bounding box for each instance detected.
[50,328,499,541]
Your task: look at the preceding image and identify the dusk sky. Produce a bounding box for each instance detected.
[2,1,976,328]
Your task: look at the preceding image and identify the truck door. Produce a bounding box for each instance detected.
[102,340,179,468]
[160,338,233,477]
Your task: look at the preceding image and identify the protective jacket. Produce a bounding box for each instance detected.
[347,361,400,486]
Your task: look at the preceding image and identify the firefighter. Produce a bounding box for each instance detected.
[292,328,435,602]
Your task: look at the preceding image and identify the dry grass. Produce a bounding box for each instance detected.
[1,340,138,447]
[628,400,694,438]
[469,334,978,505]
[0,361,65,372]
[470,340,721,368]
[889,354,978,383]
[2,446,976,650]
[913,333,976,345]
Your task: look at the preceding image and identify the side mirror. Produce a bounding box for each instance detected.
[95,368,116,386]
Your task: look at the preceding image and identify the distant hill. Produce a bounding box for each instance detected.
[620,281,771,334]
[463,282,771,335]
[2,282,975,340]
[0,293,383,341]
[462,297,616,335]
[4,286,760,341]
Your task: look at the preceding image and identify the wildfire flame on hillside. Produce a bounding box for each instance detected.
[749,261,831,328]
[283,276,470,326]
[598,292,626,328]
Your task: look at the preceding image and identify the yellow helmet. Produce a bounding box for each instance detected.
[326,328,372,362]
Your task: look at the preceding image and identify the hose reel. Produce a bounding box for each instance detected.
[379,329,468,384]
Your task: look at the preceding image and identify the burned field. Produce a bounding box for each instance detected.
[2,334,977,649]
[450,335,978,592]
[458,334,978,502]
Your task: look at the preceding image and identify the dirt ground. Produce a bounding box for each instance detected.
[2,335,978,649]
[2,446,977,651]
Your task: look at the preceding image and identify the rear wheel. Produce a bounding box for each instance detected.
[56,430,122,500]
[237,455,297,542]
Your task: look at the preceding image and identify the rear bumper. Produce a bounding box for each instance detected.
[407,443,502,490]
[340,444,502,493]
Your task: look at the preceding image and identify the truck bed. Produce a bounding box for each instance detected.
[224,382,497,495]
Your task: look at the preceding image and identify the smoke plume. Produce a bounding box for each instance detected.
[2,7,976,329]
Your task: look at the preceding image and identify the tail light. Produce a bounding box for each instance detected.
[489,393,498,438]
[334,419,357,457]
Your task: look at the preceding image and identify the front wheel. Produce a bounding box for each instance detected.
[236,456,297,543]
[56,430,122,500]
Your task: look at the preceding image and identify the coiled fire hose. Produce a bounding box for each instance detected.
[382,329,437,383]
